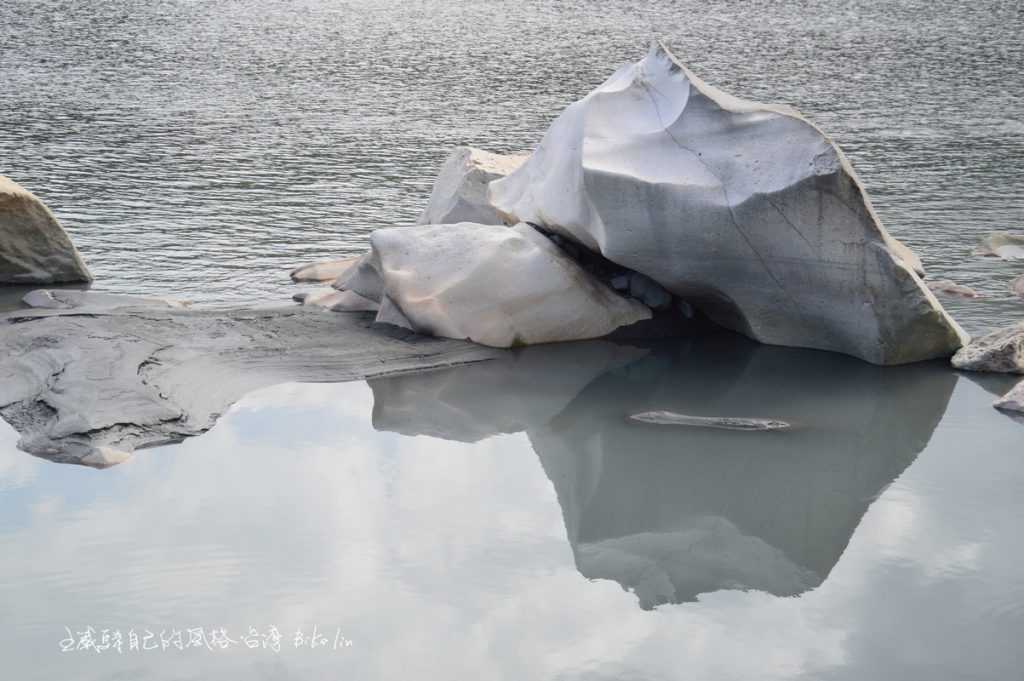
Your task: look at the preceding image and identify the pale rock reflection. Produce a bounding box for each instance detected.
[369,333,957,607]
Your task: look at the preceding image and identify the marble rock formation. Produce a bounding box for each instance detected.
[951,322,1024,374]
[290,256,362,283]
[973,232,1024,260]
[994,380,1024,416]
[0,176,92,284]
[418,147,527,225]
[333,222,651,347]
[489,43,965,365]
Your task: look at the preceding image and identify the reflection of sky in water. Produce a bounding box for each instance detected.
[0,354,1022,680]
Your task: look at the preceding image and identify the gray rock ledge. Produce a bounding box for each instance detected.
[0,300,499,466]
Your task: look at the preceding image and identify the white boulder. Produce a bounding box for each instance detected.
[292,288,378,312]
[951,322,1024,374]
[489,43,965,365]
[337,222,651,347]
[0,176,92,284]
[973,232,1024,260]
[417,147,527,225]
[927,279,980,299]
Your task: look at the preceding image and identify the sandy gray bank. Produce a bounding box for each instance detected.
[0,300,499,466]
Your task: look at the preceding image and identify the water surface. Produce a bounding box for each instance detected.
[0,338,1021,680]
[1,0,1022,332]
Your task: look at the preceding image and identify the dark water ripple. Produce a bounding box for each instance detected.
[1,0,1021,333]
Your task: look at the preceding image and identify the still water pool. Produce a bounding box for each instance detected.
[0,338,1022,680]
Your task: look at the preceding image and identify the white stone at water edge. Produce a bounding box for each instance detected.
[973,232,1024,261]
[994,380,1024,416]
[338,222,651,347]
[489,42,965,365]
[951,322,1024,374]
[417,147,527,225]
[0,176,92,284]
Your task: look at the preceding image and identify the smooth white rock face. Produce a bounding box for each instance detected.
[341,222,651,347]
[974,231,1024,260]
[289,256,361,283]
[951,322,1024,374]
[417,147,527,225]
[489,43,965,365]
[0,176,92,284]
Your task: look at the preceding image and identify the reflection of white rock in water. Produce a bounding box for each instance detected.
[629,411,790,431]
[418,147,527,225]
[290,256,361,283]
[994,380,1024,417]
[0,299,499,466]
[973,232,1024,260]
[369,341,645,442]
[336,222,650,346]
[927,279,980,299]
[1,176,92,284]
[952,322,1024,374]
[489,43,965,364]
[576,518,818,610]
[530,336,957,607]
[363,333,956,607]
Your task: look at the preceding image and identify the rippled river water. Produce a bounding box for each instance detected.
[2,1,1024,679]
[2,0,1023,331]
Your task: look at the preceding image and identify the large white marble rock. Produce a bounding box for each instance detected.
[0,176,92,284]
[340,222,651,347]
[489,43,965,365]
[951,322,1024,374]
[417,147,527,225]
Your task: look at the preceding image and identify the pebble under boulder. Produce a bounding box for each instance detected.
[0,176,92,284]
[489,43,965,365]
[336,222,651,347]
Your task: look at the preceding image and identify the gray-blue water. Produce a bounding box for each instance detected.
[2,0,1023,332]
[1,1,1024,679]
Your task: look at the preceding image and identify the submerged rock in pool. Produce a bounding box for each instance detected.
[335,222,651,347]
[973,231,1024,260]
[418,147,527,226]
[951,322,1024,374]
[23,288,189,310]
[629,411,791,431]
[489,42,964,365]
[0,176,92,284]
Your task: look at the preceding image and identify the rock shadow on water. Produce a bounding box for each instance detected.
[368,332,957,609]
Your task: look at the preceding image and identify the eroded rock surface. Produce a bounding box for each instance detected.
[290,256,361,283]
[0,176,92,284]
[0,300,499,466]
[489,43,964,364]
[951,322,1024,374]
[418,147,527,225]
[334,222,651,347]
